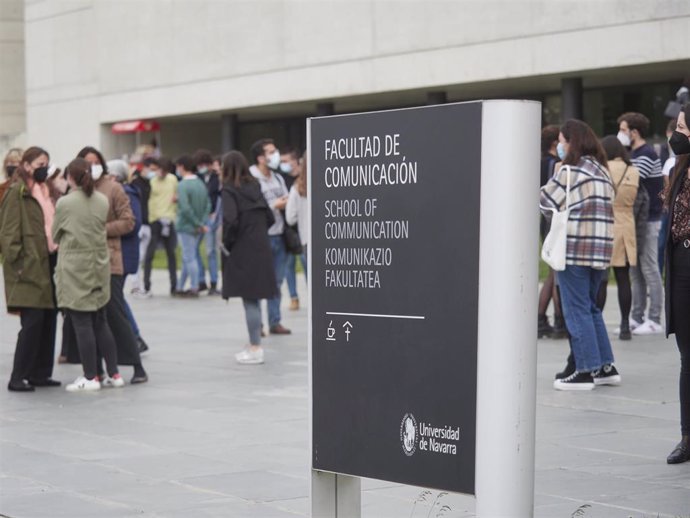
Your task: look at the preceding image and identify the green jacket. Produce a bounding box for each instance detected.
[0,182,54,310]
[52,189,111,311]
[176,176,211,234]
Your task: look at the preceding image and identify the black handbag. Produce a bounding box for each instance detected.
[283,224,303,255]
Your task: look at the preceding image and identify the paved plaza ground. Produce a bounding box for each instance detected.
[1,271,689,517]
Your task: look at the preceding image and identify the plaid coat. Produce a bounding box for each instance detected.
[540,156,614,269]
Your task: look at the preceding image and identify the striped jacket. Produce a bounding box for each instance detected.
[540,156,614,269]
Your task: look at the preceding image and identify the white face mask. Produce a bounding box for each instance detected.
[91,164,104,180]
[267,150,281,170]
[617,131,631,148]
[279,162,293,174]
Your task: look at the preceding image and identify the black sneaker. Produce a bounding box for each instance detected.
[553,371,595,391]
[555,354,576,380]
[593,364,621,386]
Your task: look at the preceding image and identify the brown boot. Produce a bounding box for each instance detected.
[269,324,292,335]
[289,298,299,311]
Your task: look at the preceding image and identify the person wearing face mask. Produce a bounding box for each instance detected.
[130,157,153,295]
[0,146,61,391]
[193,149,221,295]
[71,146,147,384]
[279,146,302,311]
[143,156,179,297]
[661,103,690,465]
[249,138,291,335]
[617,112,665,336]
[540,120,619,391]
[1,148,23,203]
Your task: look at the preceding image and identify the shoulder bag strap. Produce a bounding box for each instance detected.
[613,165,629,195]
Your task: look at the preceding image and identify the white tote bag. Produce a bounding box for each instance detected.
[541,165,571,271]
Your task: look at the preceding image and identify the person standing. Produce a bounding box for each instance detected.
[108,159,150,354]
[537,125,567,338]
[1,148,22,202]
[541,120,619,391]
[0,147,59,391]
[220,151,278,364]
[249,138,291,335]
[174,155,210,297]
[285,151,308,282]
[143,157,178,296]
[77,146,148,384]
[193,149,221,295]
[280,146,301,310]
[53,158,123,392]
[617,112,665,335]
[662,103,690,464]
[600,136,640,340]
[130,157,153,295]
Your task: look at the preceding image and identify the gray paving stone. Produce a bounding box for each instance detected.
[2,274,689,517]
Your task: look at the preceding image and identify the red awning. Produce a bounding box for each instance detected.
[111,120,160,134]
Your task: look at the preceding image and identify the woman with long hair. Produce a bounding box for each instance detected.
[600,135,641,340]
[0,147,59,391]
[53,158,123,391]
[285,151,308,280]
[540,120,619,390]
[662,103,690,464]
[220,151,277,365]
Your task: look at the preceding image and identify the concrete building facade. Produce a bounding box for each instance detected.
[0,0,27,154]
[9,0,690,166]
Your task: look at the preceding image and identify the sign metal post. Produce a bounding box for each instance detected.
[308,100,541,518]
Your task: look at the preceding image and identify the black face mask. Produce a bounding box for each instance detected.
[669,130,690,156]
[5,165,17,177]
[33,166,49,183]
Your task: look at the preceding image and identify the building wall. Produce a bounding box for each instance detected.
[0,0,27,156]
[23,0,690,165]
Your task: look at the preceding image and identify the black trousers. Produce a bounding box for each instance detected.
[61,275,142,368]
[10,307,57,383]
[10,252,57,383]
[671,242,690,435]
[106,275,142,367]
[66,308,119,379]
[144,220,177,292]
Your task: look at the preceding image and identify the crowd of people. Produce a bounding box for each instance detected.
[0,138,310,393]
[539,103,690,465]
[0,105,687,465]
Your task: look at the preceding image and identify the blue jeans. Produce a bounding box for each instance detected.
[179,232,201,291]
[268,235,288,327]
[557,266,614,372]
[197,216,220,285]
[243,298,262,345]
[285,254,298,298]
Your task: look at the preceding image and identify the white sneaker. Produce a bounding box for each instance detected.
[66,376,101,392]
[100,374,125,388]
[133,289,153,299]
[632,320,663,335]
[235,347,264,365]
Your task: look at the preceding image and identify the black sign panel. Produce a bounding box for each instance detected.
[311,102,482,494]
